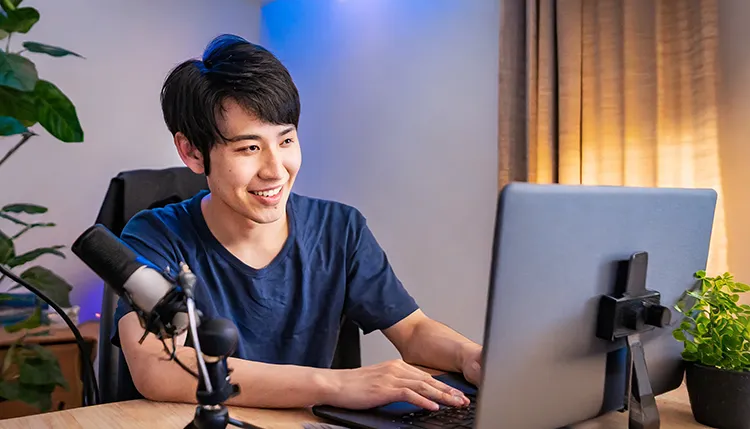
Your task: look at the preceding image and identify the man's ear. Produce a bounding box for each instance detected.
[174,132,205,174]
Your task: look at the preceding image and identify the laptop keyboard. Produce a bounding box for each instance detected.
[392,394,477,429]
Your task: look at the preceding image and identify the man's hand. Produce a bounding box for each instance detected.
[458,342,483,387]
[322,360,470,411]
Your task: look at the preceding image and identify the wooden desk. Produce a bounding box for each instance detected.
[0,382,705,428]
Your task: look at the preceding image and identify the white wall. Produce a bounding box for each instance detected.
[261,0,500,364]
[0,0,262,321]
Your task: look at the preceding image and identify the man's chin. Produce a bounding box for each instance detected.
[245,207,286,225]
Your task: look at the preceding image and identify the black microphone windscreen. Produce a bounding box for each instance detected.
[72,224,143,295]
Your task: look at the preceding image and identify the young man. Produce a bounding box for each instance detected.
[113,34,482,411]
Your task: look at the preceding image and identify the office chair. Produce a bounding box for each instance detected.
[93,166,362,403]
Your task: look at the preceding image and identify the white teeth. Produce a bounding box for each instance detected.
[251,187,282,197]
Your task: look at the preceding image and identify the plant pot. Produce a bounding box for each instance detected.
[685,361,750,429]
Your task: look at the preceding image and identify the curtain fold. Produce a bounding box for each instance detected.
[499,0,727,273]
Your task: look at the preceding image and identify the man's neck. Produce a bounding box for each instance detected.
[200,193,289,268]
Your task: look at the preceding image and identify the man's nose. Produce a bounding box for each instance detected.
[258,149,285,180]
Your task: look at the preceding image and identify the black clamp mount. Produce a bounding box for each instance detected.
[596,252,672,429]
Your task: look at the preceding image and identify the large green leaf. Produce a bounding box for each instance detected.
[20,382,55,412]
[16,266,72,308]
[33,80,83,143]
[0,229,13,265]
[0,115,26,135]
[0,85,37,126]
[22,42,83,59]
[1,203,46,214]
[0,378,57,412]
[0,7,39,34]
[7,245,65,268]
[20,361,67,390]
[0,51,38,92]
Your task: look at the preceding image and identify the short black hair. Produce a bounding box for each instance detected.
[160,34,300,175]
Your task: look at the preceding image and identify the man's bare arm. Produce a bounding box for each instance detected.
[119,311,469,410]
[384,310,483,385]
[119,312,335,408]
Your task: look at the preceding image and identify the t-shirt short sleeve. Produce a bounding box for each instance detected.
[111,211,180,348]
[344,212,419,335]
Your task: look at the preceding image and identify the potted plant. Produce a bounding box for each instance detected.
[673,270,750,428]
[0,0,84,413]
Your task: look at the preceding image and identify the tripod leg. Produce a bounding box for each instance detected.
[227,416,263,429]
[626,334,660,429]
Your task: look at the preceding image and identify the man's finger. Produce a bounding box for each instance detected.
[400,379,466,408]
[398,365,468,403]
[423,374,468,403]
[393,387,440,411]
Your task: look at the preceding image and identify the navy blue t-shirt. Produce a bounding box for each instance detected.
[112,190,418,374]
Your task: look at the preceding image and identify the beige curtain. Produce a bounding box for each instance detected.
[499,0,727,274]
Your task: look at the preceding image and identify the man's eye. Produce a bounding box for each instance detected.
[282,138,295,145]
[239,145,259,152]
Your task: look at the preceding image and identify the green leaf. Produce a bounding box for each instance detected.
[695,270,707,279]
[697,323,708,336]
[0,229,13,265]
[17,382,55,412]
[0,0,23,13]
[6,245,65,268]
[673,330,686,342]
[22,42,83,59]
[0,381,21,402]
[0,51,38,92]
[32,80,83,143]
[0,7,39,34]
[2,341,16,375]
[732,282,750,292]
[16,266,72,308]
[682,349,698,361]
[20,357,66,388]
[679,319,693,330]
[1,203,46,214]
[0,85,37,126]
[4,304,41,333]
[0,115,26,135]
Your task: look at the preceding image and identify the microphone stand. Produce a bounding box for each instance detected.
[177,263,262,429]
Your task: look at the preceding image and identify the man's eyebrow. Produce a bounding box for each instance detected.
[225,126,296,142]
[226,134,261,142]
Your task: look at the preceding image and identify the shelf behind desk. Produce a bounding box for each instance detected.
[0,320,99,420]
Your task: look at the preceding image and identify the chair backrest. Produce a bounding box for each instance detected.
[93,167,361,403]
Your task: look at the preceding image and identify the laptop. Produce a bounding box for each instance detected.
[312,183,716,428]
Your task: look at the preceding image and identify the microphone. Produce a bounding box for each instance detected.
[72,224,258,429]
[71,224,190,340]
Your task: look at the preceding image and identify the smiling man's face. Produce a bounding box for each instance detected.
[203,98,302,225]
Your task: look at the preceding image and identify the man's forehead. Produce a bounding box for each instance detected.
[218,100,295,137]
